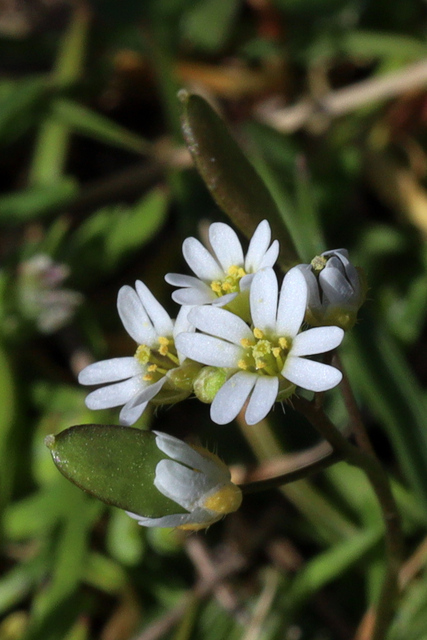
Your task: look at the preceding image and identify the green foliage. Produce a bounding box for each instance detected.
[2,2,427,638]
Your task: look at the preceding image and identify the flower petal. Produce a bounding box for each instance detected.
[126,509,215,528]
[297,265,321,310]
[165,273,207,288]
[244,220,271,272]
[171,287,215,306]
[117,285,156,345]
[175,333,242,367]
[259,240,279,268]
[209,223,244,271]
[84,376,143,410]
[189,306,253,345]
[320,266,354,304]
[174,305,194,337]
[135,281,173,336]
[183,237,223,281]
[245,375,279,425]
[210,371,256,425]
[78,357,141,385]
[291,326,344,356]
[154,432,221,478]
[119,399,148,426]
[250,268,278,333]
[276,267,308,337]
[155,459,214,510]
[283,357,342,392]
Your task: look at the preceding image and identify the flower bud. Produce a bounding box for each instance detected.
[296,249,366,331]
[193,366,228,403]
[127,432,242,530]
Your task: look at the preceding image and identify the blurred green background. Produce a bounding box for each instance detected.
[2,0,427,638]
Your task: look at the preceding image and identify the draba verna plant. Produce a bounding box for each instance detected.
[47,93,405,640]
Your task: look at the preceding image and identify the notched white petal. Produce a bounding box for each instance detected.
[291,326,344,356]
[175,333,242,368]
[245,376,278,425]
[78,357,141,385]
[209,222,244,271]
[189,306,253,345]
[250,268,278,332]
[183,237,223,281]
[276,267,308,337]
[85,376,143,410]
[210,372,256,425]
[283,357,342,392]
[135,281,173,336]
[171,287,215,306]
[117,285,156,345]
[245,220,271,272]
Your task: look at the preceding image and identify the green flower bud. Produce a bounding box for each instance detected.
[193,366,228,403]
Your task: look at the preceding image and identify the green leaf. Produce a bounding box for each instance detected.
[46,425,188,518]
[0,179,78,224]
[0,76,50,148]
[51,98,151,155]
[179,91,299,269]
[288,526,382,608]
[67,187,168,284]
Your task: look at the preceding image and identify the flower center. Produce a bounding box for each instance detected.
[135,336,179,382]
[238,328,292,376]
[210,265,246,297]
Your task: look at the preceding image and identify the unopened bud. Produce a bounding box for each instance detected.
[193,366,228,403]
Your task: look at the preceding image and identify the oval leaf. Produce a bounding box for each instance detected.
[179,91,299,269]
[46,425,188,518]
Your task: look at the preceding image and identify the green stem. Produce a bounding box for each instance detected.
[292,396,404,640]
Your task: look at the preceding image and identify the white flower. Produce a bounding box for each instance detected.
[165,220,279,307]
[18,254,82,333]
[127,431,242,530]
[176,268,344,426]
[296,249,365,330]
[78,281,195,426]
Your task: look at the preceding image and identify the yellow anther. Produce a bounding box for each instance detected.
[143,373,153,381]
[253,327,264,339]
[148,364,158,372]
[222,282,233,292]
[272,347,281,358]
[158,336,169,356]
[238,359,248,370]
[255,359,266,370]
[210,281,221,293]
[240,338,252,348]
[279,337,290,349]
[135,344,151,364]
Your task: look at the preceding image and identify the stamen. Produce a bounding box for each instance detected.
[238,359,248,370]
[158,336,170,356]
[279,337,290,350]
[253,327,264,339]
[143,373,153,381]
[148,364,158,372]
[240,338,253,348]
[211,281,222,293]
